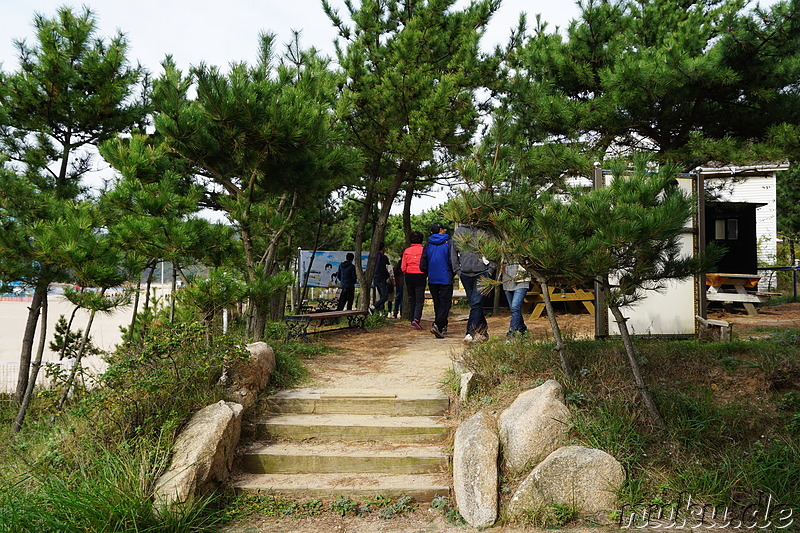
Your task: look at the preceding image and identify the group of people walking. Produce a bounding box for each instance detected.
[399,221,530,343]
[337,221,532,342]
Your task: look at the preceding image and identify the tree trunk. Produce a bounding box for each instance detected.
[15,284,46,404]
[57,311,95,409]
[360,173,406,309]
[169,263,177,323]
[297,213,325,313]
[57,289,105,410]
[250,307,266,342]
[128,259,153,341]
[401,185,414,319]
[532,272,572,379]
[353,183,375,309]
[13,295,48,433]
[143,261,157,313]
[607,302,665,428]
[58,305,80,360]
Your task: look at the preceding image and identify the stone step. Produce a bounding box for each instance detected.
[230,472,450,502]
[256,413,449,442]
[266,388,449,416]
[240,442,449,474]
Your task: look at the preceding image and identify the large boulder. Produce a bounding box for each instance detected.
[222,341,276,408]
[453,410,499,528]
[153,401,244,515]
[498,380,571,473]
[507,445,625,518]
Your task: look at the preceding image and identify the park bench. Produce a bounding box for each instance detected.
[283,309,369,342]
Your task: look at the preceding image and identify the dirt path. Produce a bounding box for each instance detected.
[303,309,596,391]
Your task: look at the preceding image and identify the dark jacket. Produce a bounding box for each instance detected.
[450,224,494,277]
[421,233,453,285]
[336,260,357,289]
[373,252,391,283]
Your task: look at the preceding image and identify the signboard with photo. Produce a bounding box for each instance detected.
[298,250,370,288]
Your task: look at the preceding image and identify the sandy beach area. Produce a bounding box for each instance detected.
[0,293,144,394]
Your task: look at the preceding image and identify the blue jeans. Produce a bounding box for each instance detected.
[373,281,389,312]
[460,273,489,336]
[505,287,528,335]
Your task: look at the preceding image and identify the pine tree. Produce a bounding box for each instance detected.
[0,7,147,403]
[151,35,355,339]
[575,156,711,427]
[324,0,498,300]
[502,0,800,170]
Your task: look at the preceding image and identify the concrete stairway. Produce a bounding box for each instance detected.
[230,388,452,502]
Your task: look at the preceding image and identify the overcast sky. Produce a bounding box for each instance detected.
[0,0,586,213]
[0,0,582,74]
[0,0,780,214]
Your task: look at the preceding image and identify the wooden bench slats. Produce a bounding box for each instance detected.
[284,310,369,342]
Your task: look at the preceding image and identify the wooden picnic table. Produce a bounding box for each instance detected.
[524,286,595,319]
[705,273,777,316]
[283,309,369,342]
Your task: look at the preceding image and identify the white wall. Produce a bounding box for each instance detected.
[607,175,698,336]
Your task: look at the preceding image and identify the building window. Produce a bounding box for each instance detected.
[726,219,738,240]
[714,219,739,240]
[715,219,725,240]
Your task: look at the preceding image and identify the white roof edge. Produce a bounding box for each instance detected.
[694,162,790,174]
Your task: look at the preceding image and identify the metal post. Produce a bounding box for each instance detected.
[696,170,707,321]
[593,163,608,338]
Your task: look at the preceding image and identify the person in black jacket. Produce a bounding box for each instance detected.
[370,243,391,314]
[336,253,357,310]
[450,221,494,343]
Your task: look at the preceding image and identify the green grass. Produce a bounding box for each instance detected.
[0,438,224,533]
[226,493,418,522]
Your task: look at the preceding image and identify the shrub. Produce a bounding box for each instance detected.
[85,321,249,442]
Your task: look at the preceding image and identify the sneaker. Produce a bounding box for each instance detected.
[411,320,423,330]
[431,323,444,338]
[463,333,473,344]
[368,305,375,315]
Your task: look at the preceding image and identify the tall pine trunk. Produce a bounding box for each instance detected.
[607,300,665,428]
[57,290,105,410]
[15,284,46,403]
[532,271,572,378]
[13,295,48,432]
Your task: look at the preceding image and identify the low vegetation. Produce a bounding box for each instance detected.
[3,296,799,532]
[0,315,320,533]
[457,327,800,527]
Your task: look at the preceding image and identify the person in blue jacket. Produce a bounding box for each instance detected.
[421,222,454,338]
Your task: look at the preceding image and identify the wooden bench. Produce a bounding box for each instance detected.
[524,287,595,319]
[283,309,369,342]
